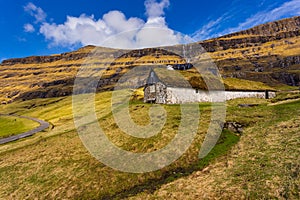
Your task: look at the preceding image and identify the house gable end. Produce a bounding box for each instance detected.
[146,69,161,86]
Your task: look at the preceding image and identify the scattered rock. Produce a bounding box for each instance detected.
[224,122,243,134]
[238,104,259,108]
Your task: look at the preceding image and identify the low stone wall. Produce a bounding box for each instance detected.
[225,90,276,100]
[165,87,276,104]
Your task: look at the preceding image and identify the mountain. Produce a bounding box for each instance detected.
[201,16,300,86]
[1,16,300,103]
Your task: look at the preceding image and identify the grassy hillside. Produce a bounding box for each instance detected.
[0,16,299,199]
[131,99,300,199]
[0,91,232,199]
[0,91,299,199]
[0,116,39,138]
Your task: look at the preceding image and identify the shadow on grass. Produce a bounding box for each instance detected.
[102,130,239,199]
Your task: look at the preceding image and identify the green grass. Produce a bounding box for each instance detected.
[0,91,239,199]
[221,100,300,199]
[111,130,239,199]
[223,77,274,91]
[0,116,39,138]
[0,92,299,199]
[275,85,299,91]
[129,99,300,199]
[270,90,300,103]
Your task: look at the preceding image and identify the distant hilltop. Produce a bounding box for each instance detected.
[200,16,300,52]
[0,16,299,103]
[223,16,300,38]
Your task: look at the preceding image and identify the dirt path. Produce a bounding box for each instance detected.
[0,114,49,145]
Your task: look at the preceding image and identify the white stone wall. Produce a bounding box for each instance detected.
[269,91,276,98]
[165,87,276,104]
[166,88,212,104]
[225,91,276,100]
[155,82,168,104]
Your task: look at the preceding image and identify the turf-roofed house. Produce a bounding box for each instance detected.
[144,66,276,104]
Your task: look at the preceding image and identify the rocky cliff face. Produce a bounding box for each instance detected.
[199,16,300,52]
[1,16,300,103]
[199,16,300,87]
[225,16,300,37]
[1,53,87,65]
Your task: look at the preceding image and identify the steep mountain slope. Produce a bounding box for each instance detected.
[1,16,299,103]
[205,16,300,86]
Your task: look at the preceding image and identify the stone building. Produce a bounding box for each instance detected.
[144,68,276,104]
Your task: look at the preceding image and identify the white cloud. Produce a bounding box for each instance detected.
[25,0,190,49]
[24,23,35,33]
[134,18,187,48]
[145,0,170,18]
[193,0,300,40]
[192,16,226,41]
[39,12,145,48]
[24,2,47,23]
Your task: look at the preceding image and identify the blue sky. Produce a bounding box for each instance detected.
[0,0,299,60]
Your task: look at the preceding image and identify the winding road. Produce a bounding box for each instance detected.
[0,114,50,145]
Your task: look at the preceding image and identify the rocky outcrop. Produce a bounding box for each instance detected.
[200,32,300,52]
[224,16,300,37]
[1,53,90,65]
[224,122,243,134]
[271,72,300,86]
[115,48,180,59]
[17,87,72,100]
[200,16,300,53]
[198,16,300,86]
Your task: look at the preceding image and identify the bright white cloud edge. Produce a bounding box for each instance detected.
[24,2,47,23]
[25,0,193,49]
[24,0,300,49]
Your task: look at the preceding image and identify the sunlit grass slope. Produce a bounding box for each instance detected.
[0,116,39,138]
[0,91,237,199]
[0,89,299,199]
[131,99,300,199]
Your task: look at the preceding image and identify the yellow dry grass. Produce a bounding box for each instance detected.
[130,100,300,199]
